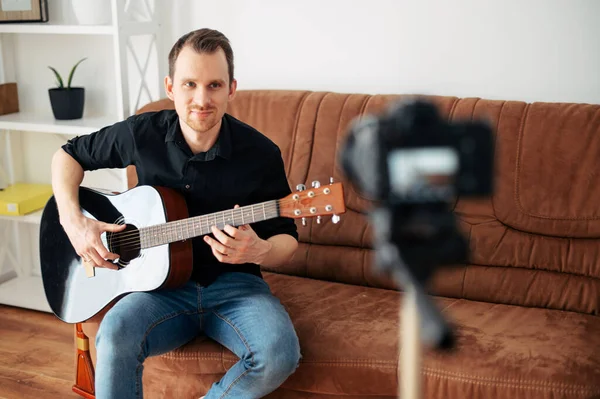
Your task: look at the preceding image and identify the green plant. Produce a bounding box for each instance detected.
[48,58,87,89]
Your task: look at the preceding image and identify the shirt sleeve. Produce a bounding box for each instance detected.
[62,116,136,171]
[250,147,299,242]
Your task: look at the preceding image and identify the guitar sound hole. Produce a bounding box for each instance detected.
[107,224,141,266]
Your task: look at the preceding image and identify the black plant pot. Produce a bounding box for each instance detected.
[48,87,85,120]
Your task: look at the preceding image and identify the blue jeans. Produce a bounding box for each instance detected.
[94,272,301,399]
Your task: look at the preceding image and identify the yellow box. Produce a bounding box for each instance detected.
[0,183,53,216]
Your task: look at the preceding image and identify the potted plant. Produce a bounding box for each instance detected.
[48,58,87,120]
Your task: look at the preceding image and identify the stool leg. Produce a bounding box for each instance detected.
[72,323,96,399]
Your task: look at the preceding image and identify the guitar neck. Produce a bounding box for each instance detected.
[138,200,279,249]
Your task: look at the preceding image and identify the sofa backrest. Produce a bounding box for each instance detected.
[133,90,600,316]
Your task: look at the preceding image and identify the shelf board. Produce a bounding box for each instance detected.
[0,23,114,35]
[0,275,52,313]
[0,209,43,224]
[0,112,120,135]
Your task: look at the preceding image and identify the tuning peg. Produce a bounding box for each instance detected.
[302,217,307,226]
[316,216,322,224]
[332,214,341,224]
[330,177,334,184]
[296,184,306,191]
[311,180,321,189]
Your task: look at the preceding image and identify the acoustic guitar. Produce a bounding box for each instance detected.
[40,181,345,324]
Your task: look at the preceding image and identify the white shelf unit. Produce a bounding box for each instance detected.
[0,209,43,224]
[0,23,115,35]
[0,112,119,135]
[0,276,51,312]
[0,0,166,314]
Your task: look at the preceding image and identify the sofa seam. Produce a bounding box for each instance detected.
[287,91,312,178]
[300,92,328,186]
[470,98,481,122]
[463,214,600,240]
[358,93,371,116]
[461,219,600,282]
[460,223,473,297]
[466,260,600,284]
[332,93,354,182]
[300,238,600,283]
[424,367,599,394]
[150,354,599,394]
[490,100,506,219]
[447,97,459,122]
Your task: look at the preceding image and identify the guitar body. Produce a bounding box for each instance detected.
[40,186,192,324]
[40,181,346,324]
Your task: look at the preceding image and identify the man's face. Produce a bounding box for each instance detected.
[165,46,236,134]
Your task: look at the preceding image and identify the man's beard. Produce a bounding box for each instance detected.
[185,108,218,133]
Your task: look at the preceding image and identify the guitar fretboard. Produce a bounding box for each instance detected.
[138,200,279,249]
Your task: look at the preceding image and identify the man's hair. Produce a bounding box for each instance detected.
[168,28,234,85]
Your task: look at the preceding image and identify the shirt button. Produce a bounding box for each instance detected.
[185,184,191,189]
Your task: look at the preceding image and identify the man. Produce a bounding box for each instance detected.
[51,28,301,399]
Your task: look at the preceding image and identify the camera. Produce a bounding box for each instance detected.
[340,98,494,348]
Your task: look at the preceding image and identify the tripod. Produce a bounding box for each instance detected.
[371,208,456,399]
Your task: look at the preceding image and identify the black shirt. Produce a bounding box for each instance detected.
[62,110,298,286]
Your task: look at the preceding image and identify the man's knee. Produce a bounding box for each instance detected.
[255,333,301,382]
[96,310,145,359]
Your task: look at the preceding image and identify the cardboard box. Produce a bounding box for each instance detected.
[0,183,53,216]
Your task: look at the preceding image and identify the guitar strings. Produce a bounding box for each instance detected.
[110,203,290,252]
[106,191,335,245]
[110,203,281,251]
[103,192,341,252]
[109,199,287,244]
[108,198,313,251]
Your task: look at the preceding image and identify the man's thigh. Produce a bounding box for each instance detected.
[201,272,300,361]
[96,280,202,358]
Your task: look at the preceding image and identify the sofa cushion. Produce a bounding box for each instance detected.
[141,272,600,398]
[450,98,600,315]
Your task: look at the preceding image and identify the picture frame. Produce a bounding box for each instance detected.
[0,0,48,23]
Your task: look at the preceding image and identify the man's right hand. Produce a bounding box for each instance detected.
[62,214,126,270]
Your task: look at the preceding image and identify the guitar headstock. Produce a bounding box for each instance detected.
[278,178,346,226]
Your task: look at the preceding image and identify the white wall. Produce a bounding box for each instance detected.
[170,0,600,104]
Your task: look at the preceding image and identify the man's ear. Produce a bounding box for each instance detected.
[164,76,174,101]
[228,79,237,101]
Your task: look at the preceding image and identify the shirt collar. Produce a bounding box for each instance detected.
[165,113,232,161]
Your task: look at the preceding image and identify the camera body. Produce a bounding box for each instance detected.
[342,99,494,205]
[340,98,495,348]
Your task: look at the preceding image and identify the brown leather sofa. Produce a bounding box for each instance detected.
[76,90,600,399]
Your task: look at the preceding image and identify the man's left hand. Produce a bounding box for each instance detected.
[204,205,272,265]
